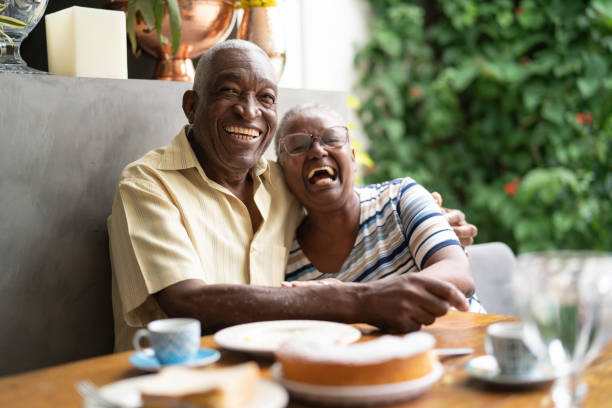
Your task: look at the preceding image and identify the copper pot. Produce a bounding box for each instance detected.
[108,0,236,82]
[237,6,285,81]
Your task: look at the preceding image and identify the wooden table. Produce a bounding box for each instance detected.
[1,311,611,408]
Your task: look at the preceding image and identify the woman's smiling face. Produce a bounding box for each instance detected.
[278,108,356,212]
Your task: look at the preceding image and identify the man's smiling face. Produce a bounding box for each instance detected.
[191,47,278,177]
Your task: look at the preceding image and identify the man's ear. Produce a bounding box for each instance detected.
[182,90,197,124]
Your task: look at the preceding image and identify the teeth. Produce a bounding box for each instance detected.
[307,166,336,179]
[225,126,259,138]
[314,178,332,185]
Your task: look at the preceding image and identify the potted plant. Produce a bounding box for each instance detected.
[123,0,181,56]
[108,0,236,81]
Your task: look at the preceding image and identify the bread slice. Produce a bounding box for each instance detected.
[139,362,259,408]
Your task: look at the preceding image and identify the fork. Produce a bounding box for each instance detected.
[75,380,133,408]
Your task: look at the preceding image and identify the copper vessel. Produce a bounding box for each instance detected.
[237,6,285,80]
[108,0,236,82]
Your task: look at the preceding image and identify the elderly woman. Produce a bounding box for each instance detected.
[276,104,485,318]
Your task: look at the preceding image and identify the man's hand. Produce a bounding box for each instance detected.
[431,192,478,247]
[361,273,469,333]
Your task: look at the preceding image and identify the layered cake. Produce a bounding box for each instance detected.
[139,362,259,408]
[275,332,436,386]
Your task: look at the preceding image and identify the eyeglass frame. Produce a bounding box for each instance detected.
[279,125,350,156]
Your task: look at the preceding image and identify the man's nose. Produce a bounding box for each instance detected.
[233,93,260,119]
[306,139,327,159]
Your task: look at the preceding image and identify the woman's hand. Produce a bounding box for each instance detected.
[431,192,478,247]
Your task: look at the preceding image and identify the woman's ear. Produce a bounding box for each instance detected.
[182,90,197,124]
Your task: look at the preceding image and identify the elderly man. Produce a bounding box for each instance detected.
[109,40,477,351]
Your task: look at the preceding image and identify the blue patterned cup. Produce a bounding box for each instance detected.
[485,321,538,376]
[133,318,201,364]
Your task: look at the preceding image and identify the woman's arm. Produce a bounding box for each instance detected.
[421,244,475,297]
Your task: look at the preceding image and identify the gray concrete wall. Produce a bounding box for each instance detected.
[0,74,347,376]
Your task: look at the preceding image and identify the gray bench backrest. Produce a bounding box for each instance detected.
[0,74,347,376]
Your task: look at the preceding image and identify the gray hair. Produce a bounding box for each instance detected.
[193,39,271,95]
[275,103,347,156]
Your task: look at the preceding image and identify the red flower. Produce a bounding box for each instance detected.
[409,87,424,101]
[514,6,524,14]
[575,112,593,125]
[504,178,521,195]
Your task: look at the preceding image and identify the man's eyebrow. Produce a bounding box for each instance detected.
[212,71,277,90]
[213,72,243,84]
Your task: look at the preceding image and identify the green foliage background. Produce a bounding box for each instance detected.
[355,0,612,253]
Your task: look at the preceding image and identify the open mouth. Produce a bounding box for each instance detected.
[224,125,261,141]
[307,166,337,186]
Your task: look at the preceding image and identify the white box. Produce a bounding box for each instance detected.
[46,6,128,79]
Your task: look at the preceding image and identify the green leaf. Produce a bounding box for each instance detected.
[134,0,156,28]
[541,100,565,125]
[577,77,600,98]
[126,0,137,54]
[153,0,164,51]
[0,15,27,28]
[167,0,182,55]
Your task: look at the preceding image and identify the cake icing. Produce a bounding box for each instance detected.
[277,332,435,365]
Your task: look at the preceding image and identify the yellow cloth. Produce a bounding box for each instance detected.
[109,126,302,351]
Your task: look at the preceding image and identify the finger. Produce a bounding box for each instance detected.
[410,307,438,326]
[389,318,422,334]
[424,280,469,312]
[431,192,442,207]
[444,209,466,226]
[459,236,474,247]
[454,224,478,239]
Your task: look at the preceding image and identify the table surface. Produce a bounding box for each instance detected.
[1,311,611,408]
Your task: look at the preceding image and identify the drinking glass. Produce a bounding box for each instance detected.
[513,251,612,408]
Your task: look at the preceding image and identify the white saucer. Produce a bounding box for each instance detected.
[83,376,288,408]
[465,355,557,386]
[214,320,362,356]
[271,362,443,406]
[129,347,220,372]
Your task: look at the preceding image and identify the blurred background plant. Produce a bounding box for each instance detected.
[355,0,612,253]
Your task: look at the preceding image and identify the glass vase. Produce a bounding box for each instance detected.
[0,0,49,74]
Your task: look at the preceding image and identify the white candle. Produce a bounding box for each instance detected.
[45,6,128,79]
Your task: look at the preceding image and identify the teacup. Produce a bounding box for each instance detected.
[133,318,201,364]
[485,321,538,376]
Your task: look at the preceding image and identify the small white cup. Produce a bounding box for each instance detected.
[133,318,201,364]
[485,321,538,376]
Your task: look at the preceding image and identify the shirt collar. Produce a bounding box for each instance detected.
[157,125,275,185]
[157,125,200,171]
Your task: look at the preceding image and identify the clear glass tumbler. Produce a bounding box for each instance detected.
[0,0,49,74]
[513,251,612,407]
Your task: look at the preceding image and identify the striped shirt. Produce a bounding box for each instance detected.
[108,126,303,351]
[285,178,486,313]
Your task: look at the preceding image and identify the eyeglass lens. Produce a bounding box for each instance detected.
[284,127,348,155]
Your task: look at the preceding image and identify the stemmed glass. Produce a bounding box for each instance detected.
[513,251,612,408]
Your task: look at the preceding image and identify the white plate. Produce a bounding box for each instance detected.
[271,362,443,406]
[82,376,288,408]
[213,320,362,356]
[465,355,558,386]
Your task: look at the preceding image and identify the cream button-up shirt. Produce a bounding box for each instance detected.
[109,126,302,351]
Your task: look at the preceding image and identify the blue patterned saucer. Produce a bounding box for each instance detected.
[129,348,220,372]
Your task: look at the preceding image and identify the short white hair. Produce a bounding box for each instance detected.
[192,39,271,95]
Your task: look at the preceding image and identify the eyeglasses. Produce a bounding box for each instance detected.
[280,126,349,155]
